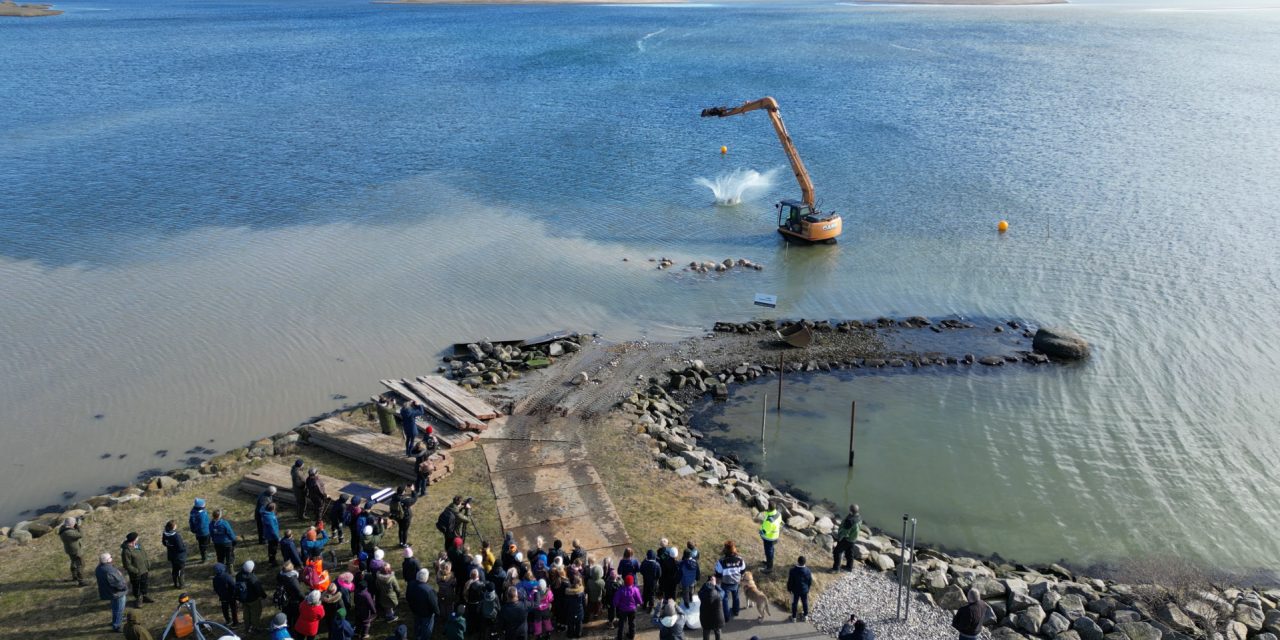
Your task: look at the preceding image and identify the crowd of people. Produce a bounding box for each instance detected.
[61,440,889,640]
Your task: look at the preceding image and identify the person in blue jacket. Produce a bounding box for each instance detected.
[678,551,699,607]
[399,401,427,457]
[301,524,330,559]
[280,530,304,570]
[785,556,813,623]
[262,503,282,566]
[210,509,237,567]
[270,612,292,640]
[189,498,212,564]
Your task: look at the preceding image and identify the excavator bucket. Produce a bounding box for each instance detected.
[700,107,728,118]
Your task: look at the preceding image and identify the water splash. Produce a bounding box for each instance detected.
[636,28,667,52]
[695,167,780,206]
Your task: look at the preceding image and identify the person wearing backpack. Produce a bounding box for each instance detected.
[255,486,277,545]
[951,589,994,640]
[212,563,240,627]
[407,568,439,640]
[346,501,365,557]
[391,486,417,548]
[678,551,699,607]
[278,561,307,630]
[189,498,212,564]
[437,496,471,551]
[414,455,433,498]
[237,560,267,634]
[478,582,499,640]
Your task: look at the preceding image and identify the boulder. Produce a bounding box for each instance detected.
[1255,634,1278,640]
[9,529,32,545]
[1073,616,1105,640]
[1058,594,1087,620]
[1087,597,1118,619]
[249,438,275,457]
[1154,603,1196,636]
[813,516,835,535]
[922,570,949,595]
[973,576,1007,600]
[674,465,697,477]
[937,585,968,610]
[1115,622,1162,640]
[1033,327,1091,360]
[1015,604,1047,635]
[991,628,1025,640]
[1236,602,1264,631]
[870,552,896,572]
[24,521,52,538]
[572,372,589,386]
[1042,612,1071,637]
[1112,609,1142,624]
[1265,609,1280,636]
[547,342,565,357]
[1225,621,1248,640]
[1009,591,1040,614]
[1055,632,1082,640]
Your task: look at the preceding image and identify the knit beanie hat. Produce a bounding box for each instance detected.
[363,525,373,536]
[243,560,255,573]
[272,613,288,628]
[625,575,634,586]
[404,547,414,558]
[374,549,385,560]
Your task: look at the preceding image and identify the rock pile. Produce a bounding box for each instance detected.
[438,335,587,389]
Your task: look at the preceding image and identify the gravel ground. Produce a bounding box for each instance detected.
[811,565,986,640]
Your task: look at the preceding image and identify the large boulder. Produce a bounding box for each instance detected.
[1058,594,1087,620]
[1033,327,1091,360]
[1015,604,1047,635]
[1154,603,1196,636]
[1115,622,1163,640]
[1225,621,1248,640]
[1236,602,1265,631]
[1265,609,1280,636]
[990,628,1025,640]
[1042,612,1071,637]
[936,585,968,610]
[1073,616,1105,640]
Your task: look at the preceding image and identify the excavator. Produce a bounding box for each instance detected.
[700,97,843,244]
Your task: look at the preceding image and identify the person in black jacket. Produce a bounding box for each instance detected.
[237,560,267,634]
[161,521,188,588]
[658,548,680,602]
[697,577,725,640]
[786,556,813,622]
[391,486,417,549]
[406,568,439,640]
[498,586,529,640]
[212,563,239,626]
[402,547,422,584]
[639,551,661,610]
[279,562,308,630]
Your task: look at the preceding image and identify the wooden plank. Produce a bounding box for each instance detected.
[489,463,602,499]
[305,418,453,482]
[494,481,616,529]
[402,378,485,431]
[380,379,462,429]
[505,512,629,555]
[376,383,476,449]
[481,440,588,473]
[417,375,500,420]
[238,463,391,516]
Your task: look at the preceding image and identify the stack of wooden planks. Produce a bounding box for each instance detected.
[238,462,391,516]
[304,418,453,482]
[378,380,476,449]
[380,375,501,435]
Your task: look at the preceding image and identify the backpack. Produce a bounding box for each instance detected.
[417,459,433,478]
[343,506,358,527]
[481,588,498,622]
[188,510,202,533]
[235,578,251,603]
[390,498,404,520]
[436,507,457,536]
[272,582,289,608]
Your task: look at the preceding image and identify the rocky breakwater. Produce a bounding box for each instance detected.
[0,0,62,16]
[1,430,306,547]
[435,334,589,389]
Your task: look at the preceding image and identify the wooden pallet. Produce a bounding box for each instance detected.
[304,418,453,482]
[238,463,392,516]
[416,375,501,420]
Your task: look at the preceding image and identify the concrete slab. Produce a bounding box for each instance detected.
[495,481,616,529]
[478,415,584,443]
[489,462,602,499]
[482,440,589,473]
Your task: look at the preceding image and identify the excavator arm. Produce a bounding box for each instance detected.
[701,96,816,209]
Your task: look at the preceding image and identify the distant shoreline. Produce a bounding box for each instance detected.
[0,0,62,16]
[854,0,1066,5]
[377,0,684,5]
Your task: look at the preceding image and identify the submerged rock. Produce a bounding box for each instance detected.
[1033,327,1091,360]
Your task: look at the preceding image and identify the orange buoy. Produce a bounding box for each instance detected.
[998,220,1009,233]
[720,146,727,155]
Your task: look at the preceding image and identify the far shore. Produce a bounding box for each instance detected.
[377,0,683,5]
[854,0,1066,5]
[0,0,62,16]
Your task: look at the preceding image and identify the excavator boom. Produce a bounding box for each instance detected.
[700,96,816,209]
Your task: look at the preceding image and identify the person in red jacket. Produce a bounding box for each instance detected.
[612,575,643,640]
[295,589,326,640]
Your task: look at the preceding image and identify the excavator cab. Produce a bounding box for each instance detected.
[778,200,811,231]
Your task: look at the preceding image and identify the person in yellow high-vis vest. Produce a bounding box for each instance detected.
[758,503,782,572]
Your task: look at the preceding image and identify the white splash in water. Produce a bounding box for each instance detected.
[695,167,780,206]
[636,28,667,52]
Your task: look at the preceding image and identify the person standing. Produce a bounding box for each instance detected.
[375,563,404,623]
[638,551,660,610]
[713,542,743,623]
[399,401,426,457]
[255,486,277,545]
[121,532,154,608]
[291,459,309,519]
[437,496,471,551]
[262,503,282,566]
[678,551,699,607]
[402,547,422,584]
[407,568,439,640]
[498,586,529,640]
[697,577,724,640]
[213,563,240,627]
[786,556,812,622]
[658,548,680,603]
[296,590,327,640]
[96,552,130,632]
[281,530,305,571]
[353,578,378,640]
[391,486,417,548]
[58,517,85,586]
[161,520,188,588]
[951,589,995,640]
[189,498,212,564]
[758,503,782,572]
[280,562,308,630]
[123,611,155,640]
[414,455,432,498]
[211,510,237,567]
[562,575,586,638]
[832,505,861,572]
[651,599,685,640]
[271,612,292,640]
[238,560,267,634]
[376,397,397,436]
[612,575,642,640]
[328,495,349,546]
[307,468,328,522]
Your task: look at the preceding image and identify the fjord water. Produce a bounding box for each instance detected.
[3,0,1279,573]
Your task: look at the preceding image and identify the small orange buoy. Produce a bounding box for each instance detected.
[720,146,728,155]
[998,220,1009,233]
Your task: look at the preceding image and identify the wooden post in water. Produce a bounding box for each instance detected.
[761,393,768,446]
[776,353,783,411]
[848,400,856,466]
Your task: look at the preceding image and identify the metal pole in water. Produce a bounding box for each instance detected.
[904,518,918,621]
[777,353,783,411]
[848,401,857,466]
[761,393,768,447]
[896,513,907,620]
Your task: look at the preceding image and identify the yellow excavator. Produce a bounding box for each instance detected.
[701,97,843,244]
